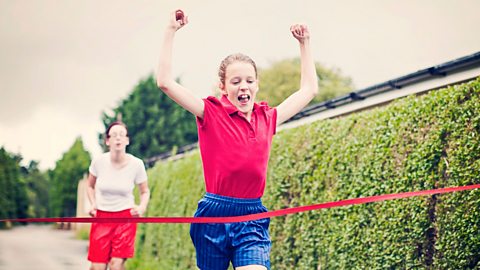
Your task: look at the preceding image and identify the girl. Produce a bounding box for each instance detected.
[86,121,150,270]
[156,10,318,270]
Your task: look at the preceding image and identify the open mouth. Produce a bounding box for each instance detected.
[237,94,250,104]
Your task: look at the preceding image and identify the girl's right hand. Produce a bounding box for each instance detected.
[169,9,189,31]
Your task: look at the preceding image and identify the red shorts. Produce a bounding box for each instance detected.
[87,209,137,263]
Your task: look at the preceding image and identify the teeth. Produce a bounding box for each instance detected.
[237,94,250,102]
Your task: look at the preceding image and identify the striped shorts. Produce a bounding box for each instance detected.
[190,192,271,270]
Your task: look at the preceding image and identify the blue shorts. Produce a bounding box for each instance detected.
[190,193,271,270]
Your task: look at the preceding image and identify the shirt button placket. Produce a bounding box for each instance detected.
[248,117,256,140]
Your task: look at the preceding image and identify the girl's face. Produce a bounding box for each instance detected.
[106,124,129,152]
[220,61,258,117]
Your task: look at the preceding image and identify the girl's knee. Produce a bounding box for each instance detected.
[89,263,107,270]
[108,258,125,270]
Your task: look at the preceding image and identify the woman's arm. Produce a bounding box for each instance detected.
[156,9,204,118]
[86,173,98,217]
[276,24,318,125]
[131,181,150,217]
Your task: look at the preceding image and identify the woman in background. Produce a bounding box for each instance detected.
[86,121,150,270]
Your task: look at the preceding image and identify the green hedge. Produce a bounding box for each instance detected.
[129,77,480,269]
[128,153,204,269]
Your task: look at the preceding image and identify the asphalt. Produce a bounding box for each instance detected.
[0,224,90,270]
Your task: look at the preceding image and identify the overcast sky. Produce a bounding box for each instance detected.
[1,0,479,170]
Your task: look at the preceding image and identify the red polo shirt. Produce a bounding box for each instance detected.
[196,95,277,198]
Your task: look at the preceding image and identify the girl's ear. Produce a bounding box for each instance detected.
[218,81,227,95]
[126,137,130,146]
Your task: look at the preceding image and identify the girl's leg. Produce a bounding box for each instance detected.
[109,257,126,270]
[89,262,107,270]
[236,265,267,270]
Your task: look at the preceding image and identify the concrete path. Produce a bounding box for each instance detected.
[0,225,90,270]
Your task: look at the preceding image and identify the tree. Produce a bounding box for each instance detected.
[0,147,28,226]
[22,161,50,218]
[0,147,14,220]
[49,138,90,218]
[100,74,197,160]
[256,58,354,107]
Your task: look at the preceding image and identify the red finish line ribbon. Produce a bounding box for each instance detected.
[2,184,479,224]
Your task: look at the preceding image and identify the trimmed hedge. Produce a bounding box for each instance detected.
[129,77,480,269]
[128,154,204,269]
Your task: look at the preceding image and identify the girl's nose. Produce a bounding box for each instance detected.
[239,82,249,90]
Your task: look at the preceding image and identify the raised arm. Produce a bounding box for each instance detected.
[276,24,318,125]
[156,10,204,118]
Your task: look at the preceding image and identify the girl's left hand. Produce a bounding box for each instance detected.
[290,24,310,43]
[130,205,145,217]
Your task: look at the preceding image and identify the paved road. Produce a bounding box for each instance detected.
[0,225,90,270]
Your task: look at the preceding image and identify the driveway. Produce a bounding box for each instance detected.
[0,224,90,270]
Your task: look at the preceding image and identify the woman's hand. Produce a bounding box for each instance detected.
[88,207,97,217]
[130,205,146,217]
[290,24,310,44]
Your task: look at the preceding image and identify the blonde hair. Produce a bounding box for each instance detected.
[218,53,257,85]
